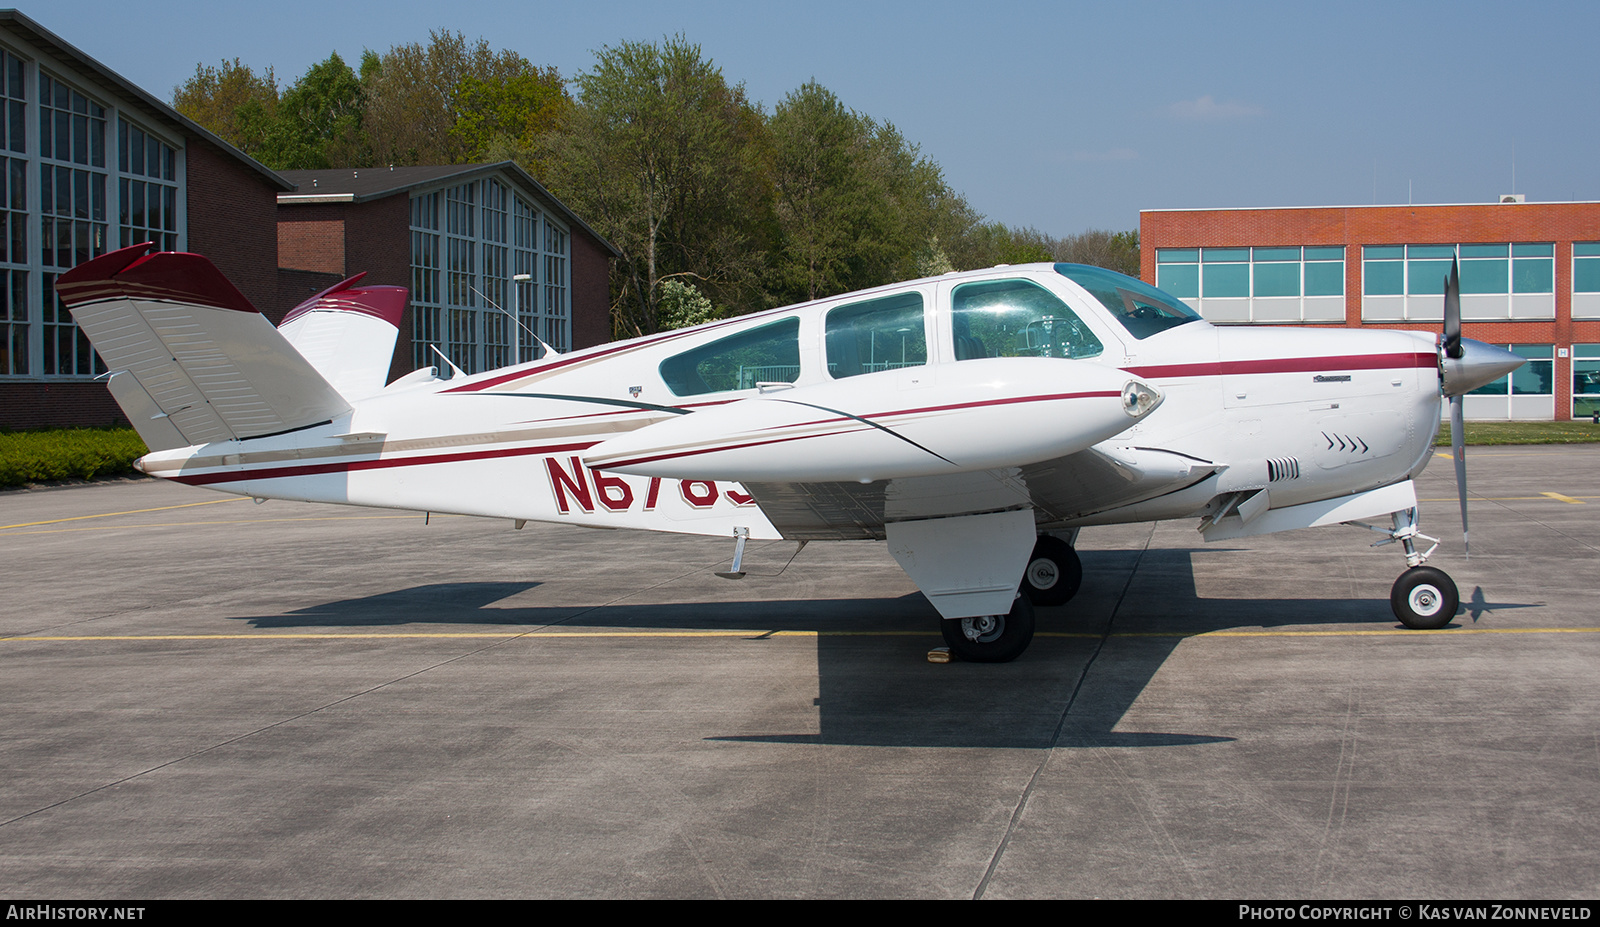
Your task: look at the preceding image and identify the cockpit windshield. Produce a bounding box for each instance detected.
[1053,263,1201,340]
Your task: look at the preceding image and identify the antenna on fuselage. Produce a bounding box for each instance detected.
[470,284,563,361]
[429,344,466,379]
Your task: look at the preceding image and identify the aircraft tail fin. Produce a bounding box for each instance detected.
[55,244,353,451]
[277,274,408,401]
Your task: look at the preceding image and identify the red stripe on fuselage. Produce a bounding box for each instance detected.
[1123,352,1436,380]
[169,441,600,486]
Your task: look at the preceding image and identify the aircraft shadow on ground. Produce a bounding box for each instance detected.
[223,549,1539,750]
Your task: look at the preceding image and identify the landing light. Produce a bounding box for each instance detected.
[1122,381,1162,418]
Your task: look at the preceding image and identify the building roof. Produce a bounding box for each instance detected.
[277,162,620,258]
[0,9,292,191]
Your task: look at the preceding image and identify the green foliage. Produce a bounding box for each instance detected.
[540,36,771,337]
[0,428,149,488]
[172,59,279,156]
[174,30,1147,339]
[363,30,548,166]
[1057,229,1141,277]
[766,83,977,304]
[656,278,719,330]
[451,70,570,168]
[258,52,366,169]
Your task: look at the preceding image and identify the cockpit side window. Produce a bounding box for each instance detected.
[951,278,1103,360]
[825,291,926,379]
[1053,263,1200,339]
[659,317,801,396]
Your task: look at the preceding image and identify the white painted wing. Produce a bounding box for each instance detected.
[586,358,1154,482]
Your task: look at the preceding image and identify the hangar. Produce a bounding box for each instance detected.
[275,163,619,385]
[1141,200,1600,420]
[0,9,290,429]
[0,10,616,429]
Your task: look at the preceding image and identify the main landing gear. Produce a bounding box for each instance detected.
[1021,533,1082,607]
[941,533,1075,662]
[941,594,1036,663]
[1359,508,1460,630]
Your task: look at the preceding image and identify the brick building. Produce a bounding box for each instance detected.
[1140,201,1600,420]
[0,10,293,429]
[276,163,618,384]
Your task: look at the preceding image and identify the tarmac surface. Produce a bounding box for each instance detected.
[1,446,1597,899]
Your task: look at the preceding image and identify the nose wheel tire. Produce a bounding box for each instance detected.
[940,595,1036,663]
[1021,535,1082,607]
[1390,566,1459,630]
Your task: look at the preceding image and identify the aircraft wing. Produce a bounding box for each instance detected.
[739,444,1221,540]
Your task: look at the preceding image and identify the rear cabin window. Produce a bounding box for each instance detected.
[825,292,926,379]
[951,278,1103,360]
[658,317,801,396]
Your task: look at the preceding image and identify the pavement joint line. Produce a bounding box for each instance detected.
[975,521,1159,901]
[5,626,1596,643]
[0,496,243,530]
[1472,491,1600,555]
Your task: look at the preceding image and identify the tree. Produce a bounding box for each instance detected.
[768,82,869,302]
[1054,229,1140,277]
[450,70,570,168]
[540,36,770,337]
[656,279,719,330]
[259,52,365,170]
[766,82,981,304]
[172,59,278,157]
[362,30,548,166]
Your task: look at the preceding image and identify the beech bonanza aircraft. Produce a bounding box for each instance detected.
[57,244,1524,662]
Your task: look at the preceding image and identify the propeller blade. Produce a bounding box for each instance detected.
[1443,257,1463,359]
[1451,393,1468,559]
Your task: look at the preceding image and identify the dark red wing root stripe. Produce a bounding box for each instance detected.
[170,441,600,486]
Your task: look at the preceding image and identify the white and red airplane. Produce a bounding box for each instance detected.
[57,244,1523,662]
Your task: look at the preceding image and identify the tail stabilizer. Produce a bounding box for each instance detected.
[277,274,408,401]
[56,244,352,450]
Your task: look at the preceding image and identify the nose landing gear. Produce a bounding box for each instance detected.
[1356,508,1460,630]
[1391,566,1459,629]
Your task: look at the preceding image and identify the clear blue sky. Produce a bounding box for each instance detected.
[31,0,1600,235]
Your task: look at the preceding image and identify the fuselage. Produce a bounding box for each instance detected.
[135,263,1446,540]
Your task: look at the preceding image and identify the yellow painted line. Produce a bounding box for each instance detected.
[0,513,458,536]
[1084,627,1600,638]
[5,627,1598,644]
[0,630,829,642]
[1418,495,1598,502]
[0,496,243,530]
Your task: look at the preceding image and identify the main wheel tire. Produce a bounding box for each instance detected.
[1390,566,1459,630]
[940,595,1036,663]
[1022,535,1083,607]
